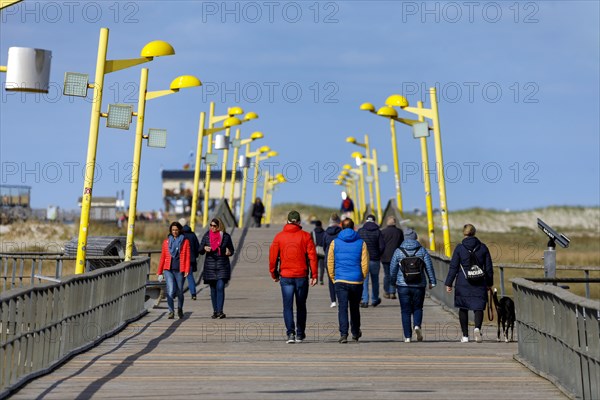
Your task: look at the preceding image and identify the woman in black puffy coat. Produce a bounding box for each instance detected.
[444,224,493,343]
[199,217,235,319]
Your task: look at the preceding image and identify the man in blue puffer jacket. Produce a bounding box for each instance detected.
[390,228,437,343]
[327,218,369,343]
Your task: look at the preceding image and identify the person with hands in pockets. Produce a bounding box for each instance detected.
[389,228,436,343]
[157,221,191,320]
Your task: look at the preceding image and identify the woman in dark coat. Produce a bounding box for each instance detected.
[444,224,493,343]
[199,217,235,319]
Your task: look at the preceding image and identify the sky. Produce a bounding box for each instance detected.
[1,0,599,214]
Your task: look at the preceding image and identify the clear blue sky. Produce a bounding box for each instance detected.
[1,1,599,212]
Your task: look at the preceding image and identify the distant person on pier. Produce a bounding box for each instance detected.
[157,221,191,319]
[323,213,342,308]
[311,220,326,285]
[269,210,318,343]
[199,217,234,319]
[251,197,266,227]
[381,216,404,300]
[340,192,354,220]
[444,224,494,343]
[182,224,201,300]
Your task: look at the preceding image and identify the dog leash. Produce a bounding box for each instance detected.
[487,288,494,321]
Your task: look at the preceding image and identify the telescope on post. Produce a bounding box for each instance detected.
[537,218,571,282]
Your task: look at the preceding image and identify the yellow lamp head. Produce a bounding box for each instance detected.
[258,145,271,153]
[244,112,259,120]
[377,106,398,118]
[227,106,244,116]
[223,116,242,127]
[267,151,278,157]
[140,40,175,58]
[385,94,409,108]
[343,164,352,170]
[169,75,201,90]
[346,136,357,144]
[351,151,363,159]
[360,102,376,112]
[276,174,286,183]
[340,170,348,177]
[250,131,264,140]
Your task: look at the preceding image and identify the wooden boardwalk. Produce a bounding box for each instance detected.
[11,226,567,399]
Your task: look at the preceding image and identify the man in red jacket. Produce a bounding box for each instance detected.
[270,210,318,343]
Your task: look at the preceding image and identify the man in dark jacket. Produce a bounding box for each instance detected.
[380,216,404,300]
[323,213,342,308]
[311,220,326,285]
[357,214,385,307]
[182,225,201,300]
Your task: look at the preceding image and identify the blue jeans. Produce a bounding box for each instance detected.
[209,279,226,313]
[187,267,197,297]
[280,277,309,337]
[362,260,381,303]
[164,269,185,312]
[382,262,394,295]
[328,274,336,303]
[397,286,426,339]
[335,282,362,337]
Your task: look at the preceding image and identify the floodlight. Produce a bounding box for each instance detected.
[232,139,242,148]
[239,155,249,168]
[6,47,52,93]
[63,72,89,97]
[214,134,229,150]
[205,153,218,166]
[106,104,133,129]
[147,128,167,148]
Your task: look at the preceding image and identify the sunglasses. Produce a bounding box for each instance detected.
[210,224,218,227]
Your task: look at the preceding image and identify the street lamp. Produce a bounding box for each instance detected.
[343,164,365,221]
[264,173,286,225]
[189,107,242,231]
[65,27,174,274]
[238,145,270,228]
[229,130,263,208]
[352,150,382,223]
[2,47,52,93]
[122,70,201,261]
[346,135,374,215]
[216,112,258,200]
[251,147,276,210]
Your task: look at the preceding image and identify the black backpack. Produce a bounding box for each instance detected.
[399,247,425,283]
[461,245,485,282]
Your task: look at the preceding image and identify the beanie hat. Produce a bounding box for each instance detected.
[287,210,301,223]
[404,228,418,241]
[366,214,376,223]
[329,213,341,225]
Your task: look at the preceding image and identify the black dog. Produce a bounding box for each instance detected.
[492,288,515,342]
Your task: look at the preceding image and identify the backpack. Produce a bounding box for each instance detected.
[399,246,425,283]
[342,198,351,210]
[461,245,485,282]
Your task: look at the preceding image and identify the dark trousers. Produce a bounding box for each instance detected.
[335,282,362,337]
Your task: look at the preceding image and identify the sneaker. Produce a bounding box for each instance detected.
[414,326,423,342]
[167,312,174,319]
[461,336,469,343]
[391,293,397,300]
[295,334,306,343]
[360,302,368,308]
[330,302,337,308]
[217,312,226,319]
[177,309,184,319]
[320,281,324,285]
[474,328,482,343]
[352,330,362,342]
[404,338,411,343]
[286,333,296,344]
[372,298,382,307]
[191,295,197,300]
[383,293,390,299]
[338,335,348,343]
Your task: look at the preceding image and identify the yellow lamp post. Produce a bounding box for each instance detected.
[383,93,448,255]
[229,130,263,208]
[66,27,174,274]
[218,112,258,200]
[352,150,382,223]
[122,71,201,261]
[0,0,22,10]
[251,147,276,209]
[343,164,365,221]
[189,110,242,231]
[346,135,374,214]
[265,173,286,225]
[238,145,271,228]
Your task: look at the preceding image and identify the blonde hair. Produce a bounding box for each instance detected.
[463,224,476,237]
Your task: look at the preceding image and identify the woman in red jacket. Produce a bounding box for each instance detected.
[158,221,191,319]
